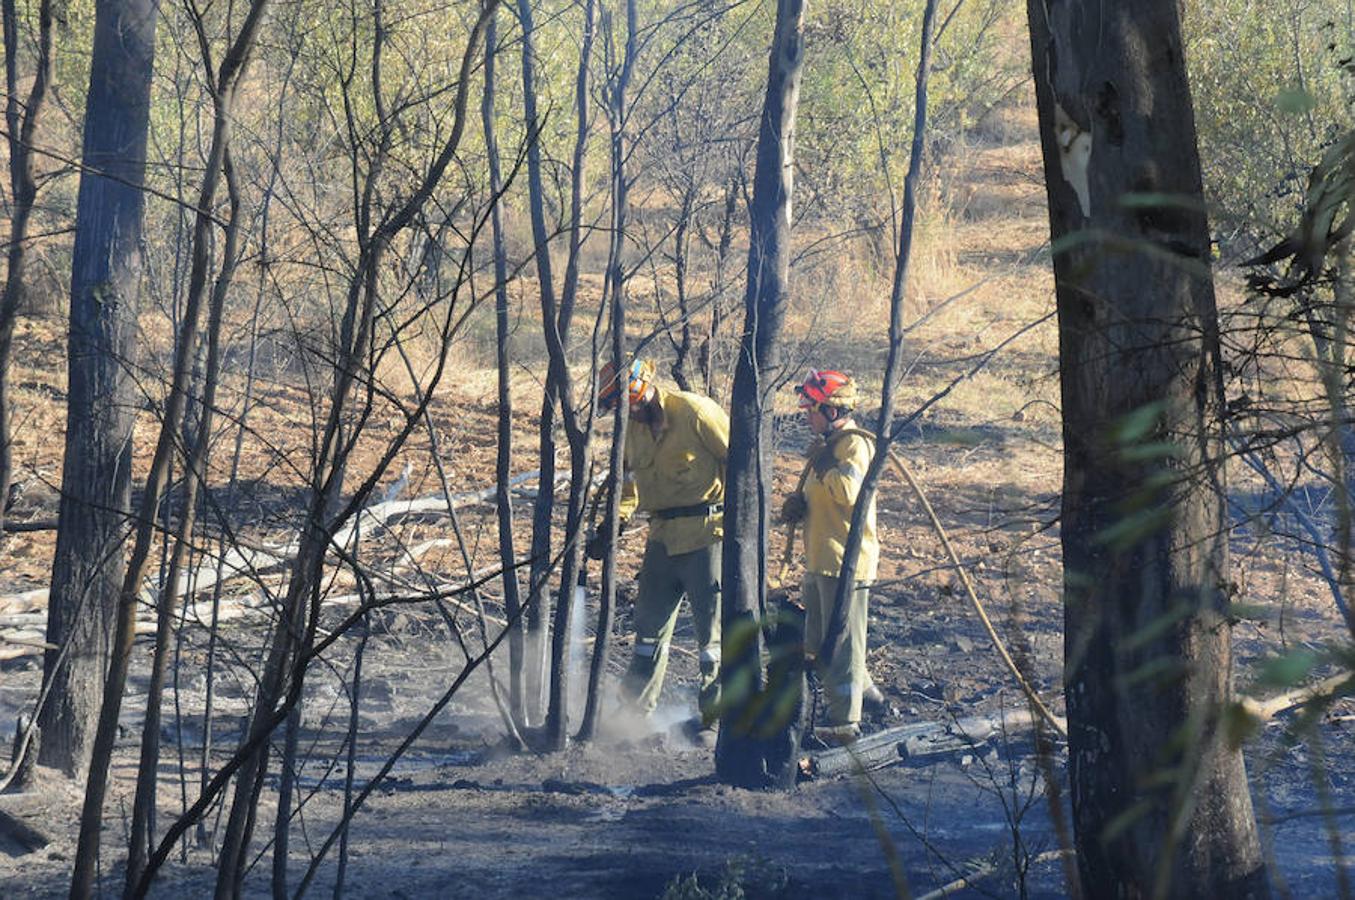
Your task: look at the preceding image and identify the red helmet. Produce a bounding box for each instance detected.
[599,358,655,410]
[795,368,858,410]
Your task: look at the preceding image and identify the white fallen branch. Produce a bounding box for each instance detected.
[0,612,43,630]
[0,468,552,624]
[348,468,543,535]
[0,589,47,617]
[0,630,55,661]
[915,848,1072,900]
[1241,672,1353,724]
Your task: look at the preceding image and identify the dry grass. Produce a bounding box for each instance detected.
[0,86,1065,584]
[775,96,1058,432]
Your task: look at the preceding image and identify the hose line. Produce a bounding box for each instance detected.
[883,449,1066,739]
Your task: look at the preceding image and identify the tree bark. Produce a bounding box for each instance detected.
[715,0,804,789]
[482,8,526,726]
[670,187,695,391]
[126,144,245,893]
[578,0,636,743]
[69,4,269,894]
[271,704,302,899]
[39,0,157,779]
[701,179,738,396]
[1027,2,1268,895]
[0,0,53,539]
[518,0,558,726]
[542,0,598,750]
[516,0,598,748]
[827,0,936,677]
[332,611,368,900]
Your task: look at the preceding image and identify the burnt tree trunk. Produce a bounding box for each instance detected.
[0,0,52,539]
[39,0,157,778]
[670,186,695,392]
[126,147,248,892]
[517,0,598,747]
[578,0,636,743]
[210,6,497,893]
[715,0,804,790]
[70,5,269,895]
[828,0,936,672]
[700,179,738,396]
[518,0,558,725]
[541,0,597,749]
[1027,2,1268,896]
[482,9,526,726]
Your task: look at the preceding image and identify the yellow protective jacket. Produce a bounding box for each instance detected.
[619,387,730,556]
[803,428,879,582]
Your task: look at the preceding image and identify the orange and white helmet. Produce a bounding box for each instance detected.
[795,368,858,410]
[599,358,656,410]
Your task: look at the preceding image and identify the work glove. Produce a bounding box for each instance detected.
[780,493,807,525]
[585,531,607,561]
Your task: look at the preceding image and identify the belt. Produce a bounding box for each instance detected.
[653,502,723,520]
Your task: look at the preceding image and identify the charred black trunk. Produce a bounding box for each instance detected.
[715,0,804,790]
[578,0,637,744]
[483,9,526,725]
[39,0,157,779]
[1027,1,1268,895]
[0,0,52,541]
[519,0,560,726]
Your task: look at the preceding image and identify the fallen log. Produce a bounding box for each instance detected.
[0,589,46,616]
[900,709,1058,762]
[803,708,1066,779]
[802,721,939,778]
[0,631,53,650]
[802,675,1355,780]
[1241,672,1354,723]
[915,848,1071,900]
[1,518,57,533]
[351,469,544,532]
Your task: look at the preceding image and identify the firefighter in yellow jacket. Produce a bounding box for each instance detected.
[591,359,729,745]
[781,369,879,745]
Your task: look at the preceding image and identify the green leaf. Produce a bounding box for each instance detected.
[1140,763,1186,789]
[1093,505,1173,549]
[1228,602,1271,622]
[1257,648,1320,688]
[1123,602,1194,652]
[1101,798,1155,844]
[1117,656,1185,691]
[1275,87,1317,115]
[1117,192,1207,213]
[1118,440,1182,463]
[1112,401,1168,445]
[1224,701,1262,749]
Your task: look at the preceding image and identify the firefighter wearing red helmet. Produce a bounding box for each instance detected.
[594,357,729,747]
[783,368,879,746]
[597,358,655,412]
